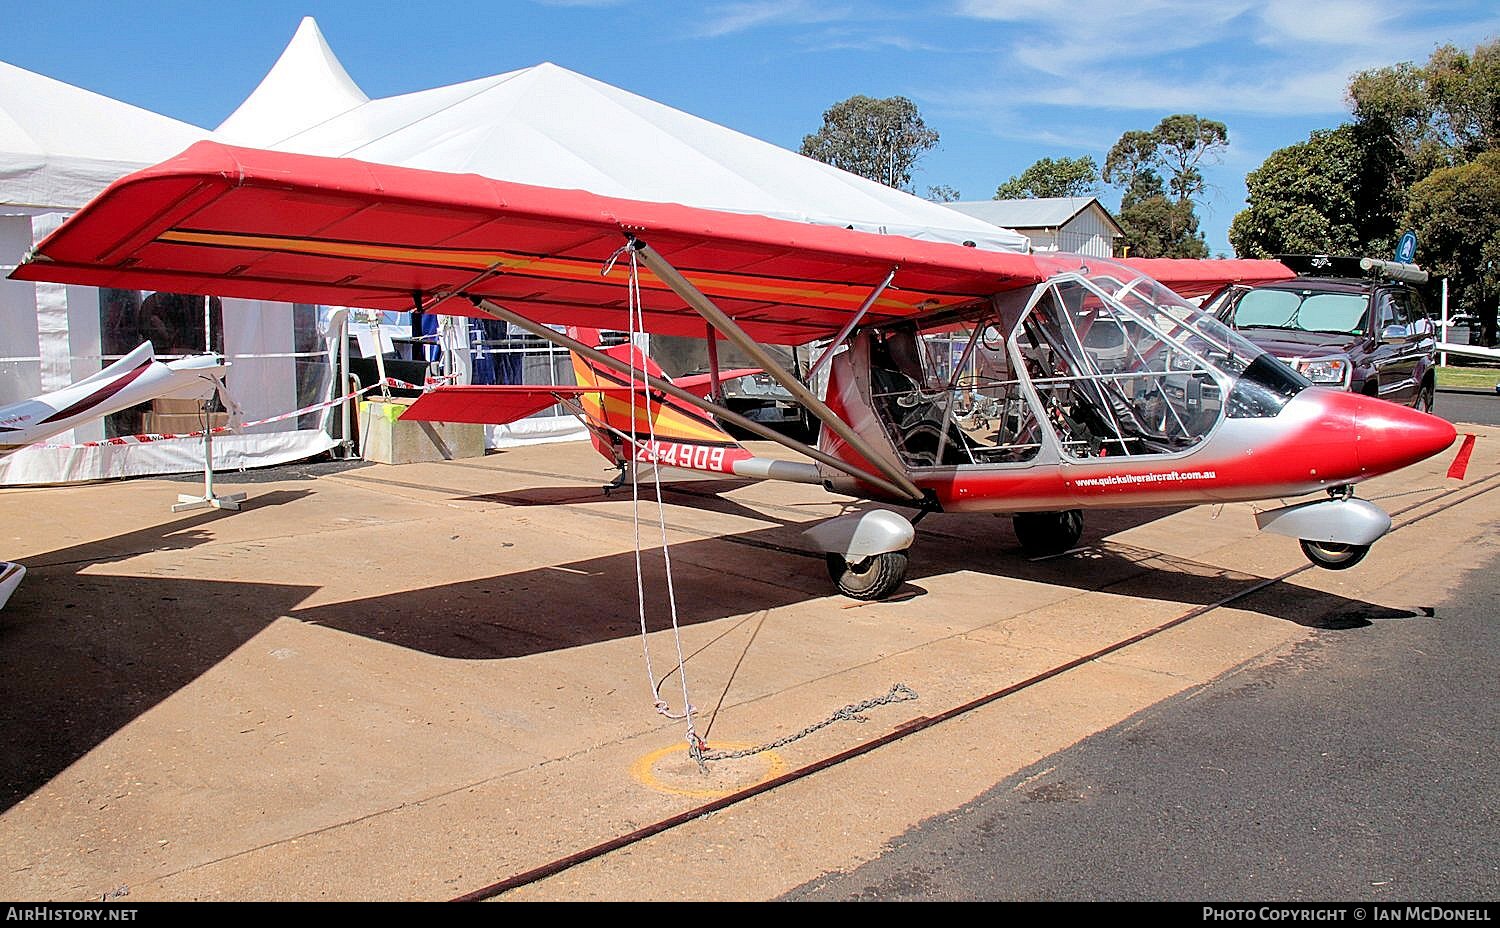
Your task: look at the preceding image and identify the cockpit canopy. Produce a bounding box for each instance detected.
[864,257,1311,468]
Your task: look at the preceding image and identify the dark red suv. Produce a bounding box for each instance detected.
[1205,255,1437,412]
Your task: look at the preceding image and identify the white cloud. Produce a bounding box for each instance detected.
[942,0,1500,125]
[796,30,942,53]
[692,1,856,38]
[1256,0,1399,46]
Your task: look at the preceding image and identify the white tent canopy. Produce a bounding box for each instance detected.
[229,60,1030,253]
[0,48,339,485]
[0,61,205,212]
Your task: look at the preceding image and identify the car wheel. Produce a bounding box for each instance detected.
[826,551,908,600]
[1415,380,1435,413]
[1299,539,1370,570]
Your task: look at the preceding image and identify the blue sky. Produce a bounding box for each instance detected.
[5,1,1498,255]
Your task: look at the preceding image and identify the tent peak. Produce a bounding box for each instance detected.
[215,17,368,146]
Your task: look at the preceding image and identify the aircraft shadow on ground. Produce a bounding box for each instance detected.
[0,491,315,811]
[290,493,1414,662]
[0,485,1420,811]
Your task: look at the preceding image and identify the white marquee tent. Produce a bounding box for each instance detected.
[242,57,1029,252]
[0,54,339,485]
[1,16,1028,482]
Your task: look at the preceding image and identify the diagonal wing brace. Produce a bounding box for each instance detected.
[627,237,926,503]
[468,298,921,503]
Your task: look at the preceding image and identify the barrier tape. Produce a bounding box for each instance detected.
[31,374,455,450]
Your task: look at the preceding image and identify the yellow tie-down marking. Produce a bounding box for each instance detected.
[630,742,788,799]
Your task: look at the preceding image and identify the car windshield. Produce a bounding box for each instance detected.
[1234,289,1367,335]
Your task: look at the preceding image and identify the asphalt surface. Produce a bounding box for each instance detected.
[1437,389,1500,427]
[784,504,1500,901]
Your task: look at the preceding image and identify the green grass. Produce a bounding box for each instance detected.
[1437,366,1500,389]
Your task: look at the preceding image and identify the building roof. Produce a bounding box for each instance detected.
[947,197,1122,236]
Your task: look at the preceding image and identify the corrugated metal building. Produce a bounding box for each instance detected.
[946,197,1123,258]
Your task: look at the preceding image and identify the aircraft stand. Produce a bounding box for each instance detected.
[172,397,246,513]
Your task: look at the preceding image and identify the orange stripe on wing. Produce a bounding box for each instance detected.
[159,229,964,315]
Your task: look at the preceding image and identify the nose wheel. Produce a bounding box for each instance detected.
[1299,539,1371,570]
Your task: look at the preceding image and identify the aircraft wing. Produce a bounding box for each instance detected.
[11,142,1054,346]
[1121,256,1294,298]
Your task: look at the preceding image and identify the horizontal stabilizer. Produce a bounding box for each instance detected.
[672,368,762,399]
[400,384,643,426]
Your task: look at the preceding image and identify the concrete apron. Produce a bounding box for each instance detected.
[0,428,1494,901]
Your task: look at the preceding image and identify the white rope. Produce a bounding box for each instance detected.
[614,246,704,757]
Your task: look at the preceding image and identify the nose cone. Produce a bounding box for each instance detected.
[1351,394,1457,476]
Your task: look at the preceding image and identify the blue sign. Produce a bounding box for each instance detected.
[1395,231,1417,264]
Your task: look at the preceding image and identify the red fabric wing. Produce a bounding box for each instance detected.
[1121,257,1294,298]
[13,142,1048,345]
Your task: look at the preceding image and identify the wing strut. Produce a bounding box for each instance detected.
[705,323,722,405]
[805,267,896,385]
[469,298,920,502]
[628,238,926,503]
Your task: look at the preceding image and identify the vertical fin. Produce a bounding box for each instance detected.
[565,327,752,476]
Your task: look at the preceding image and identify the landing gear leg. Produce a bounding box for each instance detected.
[1012,509,1084,557]
[602,462,629,496]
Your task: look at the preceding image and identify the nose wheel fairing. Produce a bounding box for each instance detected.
[1254,494,1393,547]
[1254,491,1392,570]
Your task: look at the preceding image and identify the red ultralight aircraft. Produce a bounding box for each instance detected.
[10,142,1459,599]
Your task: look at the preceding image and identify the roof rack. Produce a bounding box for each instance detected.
[1275,254,1428,285]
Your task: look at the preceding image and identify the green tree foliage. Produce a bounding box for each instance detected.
[1118,195,1209,258]
[1150,114,1230,200]
[1229,127,1363,258]
[925,184,961,203]
[992,156,1099,199]
[1403,151,1500,344]
[1425,42,1500,157]
[1103,115,1225,257]
[1104,118,1227,204]
[1346,61,1439,251]
[1102,130,1158,201]
[801,95,939,191]
[1236,40,1500,262]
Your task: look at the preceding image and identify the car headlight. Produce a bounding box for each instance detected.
[1292,356,1351,387]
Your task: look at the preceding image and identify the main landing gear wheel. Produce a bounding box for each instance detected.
[1012,509,1084,557]
[826,551,908,601]
[1299,539,1371,570]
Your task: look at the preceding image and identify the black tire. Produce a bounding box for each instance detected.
[1415,380,1435,414]
[826,551,908,600]
[1299,539,1371,570]
[1012,509,1084,557]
